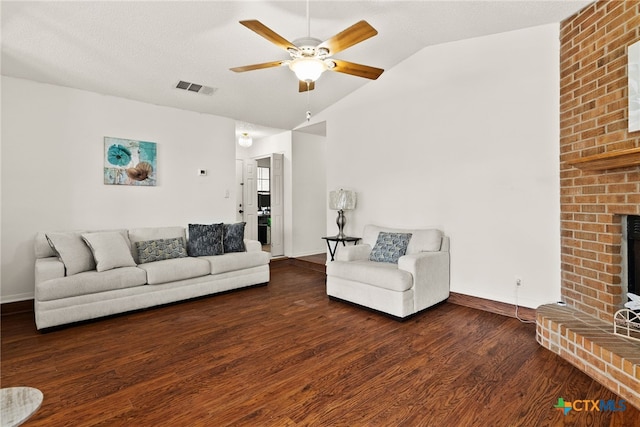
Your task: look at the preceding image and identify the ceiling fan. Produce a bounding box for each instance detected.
[230,9,384,92]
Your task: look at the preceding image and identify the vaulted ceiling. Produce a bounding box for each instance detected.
[2,1,591,134]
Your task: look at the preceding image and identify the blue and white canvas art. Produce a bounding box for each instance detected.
[104,137,157,186]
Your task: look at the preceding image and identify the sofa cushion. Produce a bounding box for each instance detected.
[369,232,412,263]
[45,232,96,276]
[327,260,413,292]
[136,238,187,264]
[82,231,137,272]
[128,227,186,264]
[223,222,246,253]
[201,250,270,275]
[36,266,147,301]
[187,223,223,256]
[137,257,210,285]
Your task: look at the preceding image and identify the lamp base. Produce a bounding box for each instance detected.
[336,209,347,239]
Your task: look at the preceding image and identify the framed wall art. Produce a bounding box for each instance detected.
[104,137,157,186]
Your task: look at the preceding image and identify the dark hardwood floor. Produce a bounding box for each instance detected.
[2,260,638,426]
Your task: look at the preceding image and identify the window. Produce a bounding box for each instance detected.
[257,167,270,192]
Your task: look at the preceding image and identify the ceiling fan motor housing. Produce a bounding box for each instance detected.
[291,37,327,58]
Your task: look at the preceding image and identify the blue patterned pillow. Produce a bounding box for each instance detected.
[136,238,187,264]
[187,223,223,256]
[223,222,246,253]
[369,232,412,263]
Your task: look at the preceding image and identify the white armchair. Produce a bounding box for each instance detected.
[326,225,450,318]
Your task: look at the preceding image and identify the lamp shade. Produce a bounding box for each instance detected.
[329,189,357,211]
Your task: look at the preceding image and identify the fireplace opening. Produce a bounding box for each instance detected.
[626,215,640,299]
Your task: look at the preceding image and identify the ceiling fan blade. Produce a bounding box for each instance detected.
[318,20,378,55]
[230,61,285,72]
[298,80,315,92]
[331,59,384,80]
[239,20,298,52]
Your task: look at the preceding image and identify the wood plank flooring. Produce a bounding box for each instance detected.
[2,260,639,426]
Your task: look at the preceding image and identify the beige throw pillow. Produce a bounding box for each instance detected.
[82,231,136,272]
[45,232,96,276]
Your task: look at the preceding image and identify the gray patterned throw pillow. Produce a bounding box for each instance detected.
[136,237,188,264]
[369,232,412,263]
[187,223,223,257]
[223,222,246,253]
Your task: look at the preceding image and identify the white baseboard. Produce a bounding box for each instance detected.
[291,250,327,258]
[0,292,34,304]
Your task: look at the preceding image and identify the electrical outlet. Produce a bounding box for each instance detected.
[515,276,522,287]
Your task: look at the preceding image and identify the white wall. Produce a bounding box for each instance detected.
[1,76,236,302]
[310,24,561,308]
[292,131,326,257]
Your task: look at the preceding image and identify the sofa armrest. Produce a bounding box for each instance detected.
[398,251,450,311]
[35,257,65,285]
[335,244,372,262]
[244,239,262,253]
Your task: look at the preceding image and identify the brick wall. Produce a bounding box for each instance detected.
[560,0,640,323]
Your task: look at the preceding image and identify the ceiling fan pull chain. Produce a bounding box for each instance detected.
[306,81,312,121]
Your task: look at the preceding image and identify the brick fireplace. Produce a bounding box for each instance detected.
[559,0,640,323]
[537,0,640,410]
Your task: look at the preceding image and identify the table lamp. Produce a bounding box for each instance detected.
[329,189,357,239]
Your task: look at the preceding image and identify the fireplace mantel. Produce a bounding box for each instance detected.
[566,147,640,171]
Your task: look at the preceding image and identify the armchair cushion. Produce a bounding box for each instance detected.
[327,260,413,292]
[362,225,442,254]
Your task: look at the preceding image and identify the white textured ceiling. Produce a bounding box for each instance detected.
[1,1,591,133]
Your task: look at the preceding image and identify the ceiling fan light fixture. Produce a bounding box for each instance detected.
[289,57,327,82]
[238,133,252,148]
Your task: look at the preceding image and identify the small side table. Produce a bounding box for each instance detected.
[322,236,361,261]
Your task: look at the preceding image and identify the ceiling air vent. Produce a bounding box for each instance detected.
[175,80,216,96]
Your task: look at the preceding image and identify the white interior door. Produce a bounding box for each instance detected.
[270,153,284,256]
[235,159,244,223]
[244,159,258,241]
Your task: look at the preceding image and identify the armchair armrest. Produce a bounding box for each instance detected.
[398,251,450,311]
[35,257,65,285]
[335,244,372,262]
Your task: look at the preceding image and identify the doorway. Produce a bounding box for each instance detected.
[242,153,284,257]
[257,158,270,251]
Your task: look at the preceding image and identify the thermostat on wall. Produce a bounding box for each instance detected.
[198,169,207,176]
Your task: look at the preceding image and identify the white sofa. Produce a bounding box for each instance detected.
[34,226,270,330]
[326,225,450,318]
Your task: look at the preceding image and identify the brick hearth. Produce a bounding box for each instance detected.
[537,304,639,409]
